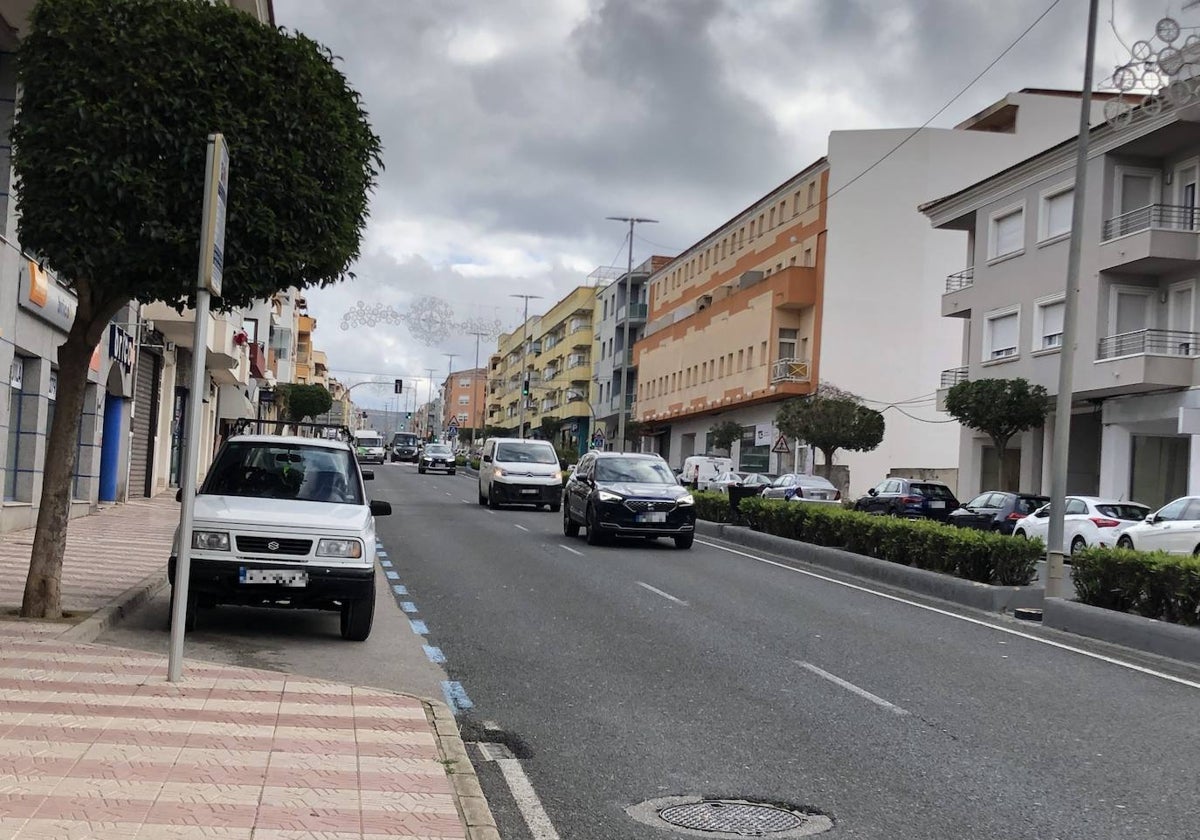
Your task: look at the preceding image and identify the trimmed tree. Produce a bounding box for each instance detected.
[708,420,743,455]
[775,384,885,478]
[277,384,334,424]
[13,0,382,618]
[944,377,1049,490]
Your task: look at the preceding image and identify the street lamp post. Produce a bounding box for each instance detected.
[567,390,597,452]
[468,331,488,449]
[510,294,542,439]
[424,367,435,442]
[607,215,657,452]
[442,353,457,441]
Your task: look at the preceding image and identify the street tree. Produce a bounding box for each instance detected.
[708,420,743,455]
[775,384,885,478]
[943,377,1049,490]
[13,0,382,618]
[277,384,334,424]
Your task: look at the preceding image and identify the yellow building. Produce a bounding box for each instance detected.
[311,350,329,388]
[294,313,316,383]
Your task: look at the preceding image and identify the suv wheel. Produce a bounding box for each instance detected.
[340,590,376,641]
[563,505,580,537]
[585,505,605,546]
[674,533,694,550]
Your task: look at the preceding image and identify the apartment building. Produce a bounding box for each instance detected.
[636,90,1108,493]
[922,99,1200,509]
[441,367,487,438]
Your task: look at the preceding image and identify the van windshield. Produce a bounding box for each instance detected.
[356,436,382,448]
[495,443,558,464]
[203,442,362,505]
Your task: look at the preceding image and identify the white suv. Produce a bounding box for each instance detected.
[168,435,391,640]
[477,437,562,511]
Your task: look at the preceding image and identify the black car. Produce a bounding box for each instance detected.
[418,443,456,474]
[854,477,960,521]
[563,451,696,549]
[390,432,421,463]
[947,491,1049,534]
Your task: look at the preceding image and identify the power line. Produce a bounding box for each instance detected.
[884,404,959,424]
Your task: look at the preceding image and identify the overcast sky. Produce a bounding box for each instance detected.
[272,0,1167,410]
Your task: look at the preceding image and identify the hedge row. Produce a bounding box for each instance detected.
[1072,548,1200,626]
[693,491,733,523]
[733,498,1041,586]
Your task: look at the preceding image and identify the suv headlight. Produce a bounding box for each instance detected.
[677,494,695,506]
[192,530,230,551]
[317,538,363,559]
[597,489,623,502]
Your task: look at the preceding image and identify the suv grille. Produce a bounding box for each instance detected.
[237,536,312,556]
[623,499,676,513]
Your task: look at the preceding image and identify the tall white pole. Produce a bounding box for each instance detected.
[469,331,486,448]
[1046,0,1099,599]
[607,216,657,453]
[511,294,541,439]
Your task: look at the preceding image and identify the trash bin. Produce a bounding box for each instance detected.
[728,484,764,524]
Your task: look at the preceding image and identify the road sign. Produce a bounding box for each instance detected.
[447,426,458,438]
[772,433,791,454]
[198,133,228,298]
[448,417,459,428]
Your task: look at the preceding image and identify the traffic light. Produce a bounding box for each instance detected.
[394,379,403,394]
[522,376,530,396]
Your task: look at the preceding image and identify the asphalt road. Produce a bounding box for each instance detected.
[105,463,1200,840]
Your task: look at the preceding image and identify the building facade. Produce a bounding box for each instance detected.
[441,367,486,440]
[922,99,1200,510]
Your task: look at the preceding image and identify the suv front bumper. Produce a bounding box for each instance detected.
[169,556,374,610]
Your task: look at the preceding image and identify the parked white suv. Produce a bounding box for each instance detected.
[168,435,391,640]
[477,437,562,511]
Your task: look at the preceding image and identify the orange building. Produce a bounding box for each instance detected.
[441,367,487,440]
[635,159,828,472]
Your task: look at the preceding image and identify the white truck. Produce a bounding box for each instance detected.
[352,429,386,464]
[680,455,734,491]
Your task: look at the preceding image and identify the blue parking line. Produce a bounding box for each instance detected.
[441,680,473,714]
[385,571,400,580]
[410,619,429,635]
[380,560,393,568]
[423,645,446,664]
[400,601,418,613]
[392,584,408,596]
[378,552,389,560]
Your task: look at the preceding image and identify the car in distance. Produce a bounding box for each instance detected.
[1012,496,1150,553]
[1113,495,1200,554]
[167,434,391,640]
[477,437,563,511]
[352,429,386,465]
[562,451,696,549]
[419,442,456,475]
[761,473,841,504]
[948,491,1049,535]
[390,432,421,463]
[854,477,959,521]
[709,471,775,495]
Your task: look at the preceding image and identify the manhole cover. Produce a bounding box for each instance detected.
[661,801,802,835]
[627,796,833,838]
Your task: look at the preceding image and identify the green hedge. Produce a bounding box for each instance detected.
[734,498,1041,586]
[693,491,732,523]
[469,457,480,470]
[1072,548,1200,626]
[455,454,467,466]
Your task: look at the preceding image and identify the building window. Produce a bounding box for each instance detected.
[769,208,775,229]
[1034,296,1065,350]
[777,328,799,360]
[458,395,470,405]
[1040,186,1073,241]
[1110,287,1152,335]
[804,248,813,267]
[737,349,744,372]
[457,413,468,424]
[243,318,259,345]
[985,307,1020,360]
[989,204,1025,260]
[459,377,471,387]
[807,182,816,207]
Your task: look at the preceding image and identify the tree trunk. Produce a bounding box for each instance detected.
[993,436,1010,491]
[820,447,837,479]
[21,293,125,619]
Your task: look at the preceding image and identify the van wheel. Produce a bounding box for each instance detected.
[478,486,486,505]
[488,489,500,510]
[340,590,375,641]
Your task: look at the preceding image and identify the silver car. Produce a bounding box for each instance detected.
[761,473,841,504]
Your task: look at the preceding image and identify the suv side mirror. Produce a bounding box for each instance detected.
[370,500,392,517]
[362,470,375,481]
[867,488,877,496]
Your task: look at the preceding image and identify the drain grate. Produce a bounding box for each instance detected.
[660,801,803,836]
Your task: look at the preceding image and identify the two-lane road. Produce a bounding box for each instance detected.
[374,463,1200,840]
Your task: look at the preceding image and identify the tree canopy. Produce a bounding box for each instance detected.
[709,420,743,454]
[278,384,333,423]
[775,384,885,476]
[943,377,1048,489]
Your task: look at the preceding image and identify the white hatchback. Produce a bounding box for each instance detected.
[1115,495,1200,554]
[1012,496,1150,554]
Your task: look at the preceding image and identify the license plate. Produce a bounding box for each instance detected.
[239,568,307,587]
[636,512,667,523]
[929,501,945,509]
[521,488,539,495]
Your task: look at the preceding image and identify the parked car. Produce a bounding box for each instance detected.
[1114,495,1200,554]
[854,478,959,521]
[948,491,1049,534]
[762,473,841,504]
[418,442,456,475]
[167,434,391,640]
[477,437,562,511]
[1012,496,1150,553]
[709,471,775,495]
[681,455,734,490]
[562,451,696,549]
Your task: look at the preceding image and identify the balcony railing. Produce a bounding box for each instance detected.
[939,366,968,388]
[617,303,648,322]
[1102,203,1200,240]
[770,358,811,383]
[612,348,634,368]
[944,268,974,294]
[610,395,635,412]
[1097,328,1200,360]
[568,354,589,369]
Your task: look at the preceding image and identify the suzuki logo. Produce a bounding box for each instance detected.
[267,541,280,552]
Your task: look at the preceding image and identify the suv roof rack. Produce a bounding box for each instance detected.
[229,419,355,443]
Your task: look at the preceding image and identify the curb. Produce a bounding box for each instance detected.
[696,520,1043,613]
[1042,597,1200,665]
[424,699,501,840]
[59,569,168,644]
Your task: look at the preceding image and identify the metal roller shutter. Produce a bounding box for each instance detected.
[128,354,159,498]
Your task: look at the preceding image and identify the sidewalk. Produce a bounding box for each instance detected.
[0,500,495,840]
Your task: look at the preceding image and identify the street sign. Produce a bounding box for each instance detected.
[772,433,791,454]
[448,426,458,438]
[448,417,459,428]
[198,134,229,297]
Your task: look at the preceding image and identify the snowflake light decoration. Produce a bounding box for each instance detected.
[339,295,507,346]
[1103,17,1200,129]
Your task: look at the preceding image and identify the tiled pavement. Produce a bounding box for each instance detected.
[0,495,178,613]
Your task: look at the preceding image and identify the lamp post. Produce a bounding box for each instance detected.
[606,215,657,452]
[468,331,488,449]
[424,367,435,442]
[510,294,542,439]
[567,389,597,453]
[442,353,457,441]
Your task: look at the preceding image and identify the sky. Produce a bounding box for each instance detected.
[272,0,1169,410]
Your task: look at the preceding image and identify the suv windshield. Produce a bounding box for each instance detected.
[426,444,453,455]
[203,442,363,505]
[595,458,676,484]
[392,433,418,447]
[495,443,558,464]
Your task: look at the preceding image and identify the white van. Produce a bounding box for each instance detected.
[680,455,734,490]
[352,429,385,465]
[478,437,562,511]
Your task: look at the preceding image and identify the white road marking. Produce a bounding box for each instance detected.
[514,523,529,532]
[636,581,688,606]
[461,499,472,504]
[445,492,453,496]
[496,758,562,840]
[795,660,909,716]
[697,539,1200,692]
[558,544,584,556]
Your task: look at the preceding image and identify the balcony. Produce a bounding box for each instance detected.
[612,348,635,369]
[610,394,635,412]
[936,366,968,411]
[567,354,589,370]
[1097,328,1200,359]
[1099,204,1200,273]
[1089,328,1199,395]
[142,302,246,382]
[617,303,648,324]
[770,358,811,384]
[941,268,974,319]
